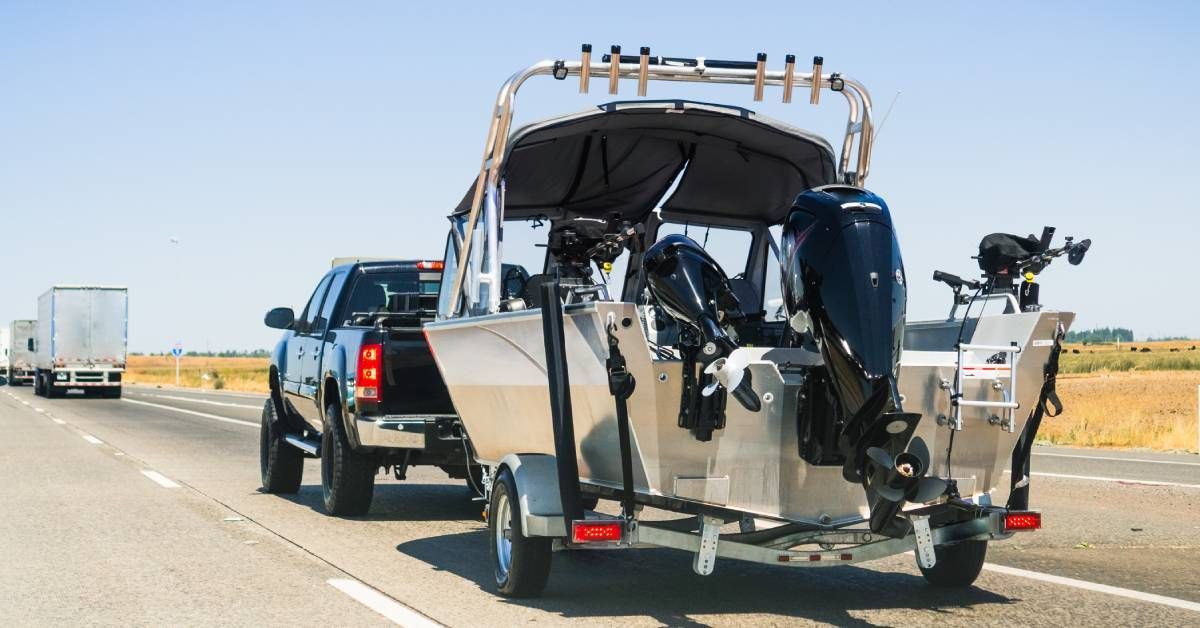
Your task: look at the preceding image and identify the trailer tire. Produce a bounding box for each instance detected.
[260,398,303,494]
[33,373,43,396]
[46,380,64,398]
[489,467,552,598]
[104,386,122,399]
[320,402,375,516]
[918,540,988,588]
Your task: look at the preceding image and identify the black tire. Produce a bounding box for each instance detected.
[33,373,43,396]
[918,540,988,588]
[46,379,64,398]
[260,398,303,494]
[320,402,375,516]
[489,467,552,598]
[106,386,122,399]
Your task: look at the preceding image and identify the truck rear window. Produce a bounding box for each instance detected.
[344,272,439,320]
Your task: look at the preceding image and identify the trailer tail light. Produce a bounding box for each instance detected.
[356,344,383,401]
[1003,511,1042,532]
[571,520,623,544]
[416,261,444,270]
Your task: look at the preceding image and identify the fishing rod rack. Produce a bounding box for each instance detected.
[446,44,876,318]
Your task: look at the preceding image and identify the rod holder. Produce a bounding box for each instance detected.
[609,45,621,95]
[637,46,650,96]
[810,55,823,104]
[782,54,795,103]
[580,43,592,93]
[753,53,767,101]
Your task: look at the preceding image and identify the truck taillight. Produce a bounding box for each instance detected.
[356,344,383,402]
[416,260,444,270]
[1003,511,1042,532]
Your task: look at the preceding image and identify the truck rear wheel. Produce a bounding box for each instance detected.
[490,467,552,598]
[33,373,43,396]
[918,539,988,588]
[320,402,376,516]
[46,379,64,398]
[260,398,303,493]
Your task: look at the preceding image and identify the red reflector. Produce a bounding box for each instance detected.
[571,520,623,543]
[1004,511,1042,531]
[416,261,444,270]
[355,343,383,402]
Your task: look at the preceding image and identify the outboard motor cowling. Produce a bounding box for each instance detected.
[782,185,936,535]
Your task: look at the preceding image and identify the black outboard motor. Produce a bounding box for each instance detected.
[644,234,761,440]
[782,185,940,536]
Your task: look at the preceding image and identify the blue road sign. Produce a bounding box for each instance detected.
[171,343,183,358]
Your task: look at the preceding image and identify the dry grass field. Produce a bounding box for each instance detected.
[125,355,269,393]
[122,340,1200,452]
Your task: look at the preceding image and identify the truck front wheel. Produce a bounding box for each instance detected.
[489,467,552,598]
[917,539,988,588]
[320,403,376,516]
[260,398,303,493]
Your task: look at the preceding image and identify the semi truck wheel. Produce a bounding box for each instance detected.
[489,467,552,598]
[260,398,303,493]
[320,403,376,516]
[105,386,122,399]
[917,539,988,588]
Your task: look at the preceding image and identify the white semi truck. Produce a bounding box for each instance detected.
[7,320,37,386]
[0,326,9,383]
[34,286,128,398]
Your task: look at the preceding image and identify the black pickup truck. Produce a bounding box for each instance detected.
[259,259,478,516]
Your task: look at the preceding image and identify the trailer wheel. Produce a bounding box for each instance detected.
[320,402,376,516]
[918,540,988,588]
[33,373,43,396]
[260,398,303,493]
[46,380,64,399]
[489,467,552,598]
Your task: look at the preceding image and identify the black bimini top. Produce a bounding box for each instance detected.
[454,100,838,224]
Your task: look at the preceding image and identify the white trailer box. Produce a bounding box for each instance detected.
[8,320,38,386]
[34,286,128,398]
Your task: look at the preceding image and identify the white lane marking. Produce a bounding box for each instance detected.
[130,392,260,410]
[140,469,181,488]
[1034,451,1200,467]
[21,400,29,405]
[81,433,103,445]
[983,563,1200,613]
[121,398,257,428]
[51,418,66,425]
[1005,469,1200,490]
[327,578,442,627]
[34,408,44,413]
[128,386,267,401]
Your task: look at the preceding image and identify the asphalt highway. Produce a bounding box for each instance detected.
[2,383,1198,626]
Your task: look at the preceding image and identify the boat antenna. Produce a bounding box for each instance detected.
[872,90,902,144]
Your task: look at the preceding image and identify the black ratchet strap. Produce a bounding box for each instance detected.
[1007,326,1065,510]
[605,320,637,520]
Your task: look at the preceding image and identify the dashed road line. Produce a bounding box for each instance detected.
[129,392,260,410]
[121,398,257,428]
[140,469,181,488]
[327,578,442,627]
[80,433,103,445]
[983,563,1200,613]
[1033,451,1200,467]
[51,418,66,425]
[1005,469,1200,490]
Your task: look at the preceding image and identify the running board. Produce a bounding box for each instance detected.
[284,434,320,457]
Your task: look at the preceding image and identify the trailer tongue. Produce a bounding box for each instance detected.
[423,45,1087,598]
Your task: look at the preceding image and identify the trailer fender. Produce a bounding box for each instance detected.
[497,454,568,538]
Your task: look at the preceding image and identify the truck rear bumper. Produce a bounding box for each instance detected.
[355,414,459,449]
[46,369,124,387]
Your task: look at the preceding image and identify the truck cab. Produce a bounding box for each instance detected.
[259,260,476,516]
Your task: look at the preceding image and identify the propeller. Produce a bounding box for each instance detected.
[701,348,761,412]
[864,436,948,504]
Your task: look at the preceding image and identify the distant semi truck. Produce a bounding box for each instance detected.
[34,286,128,398]
[7,320,37,386]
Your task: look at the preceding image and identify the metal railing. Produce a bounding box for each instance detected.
[444,45,875,319]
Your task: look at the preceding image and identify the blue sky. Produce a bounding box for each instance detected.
[1,1,1197,351]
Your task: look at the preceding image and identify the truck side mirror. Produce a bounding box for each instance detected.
[27,338,34,352]
[264,307,295,330]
